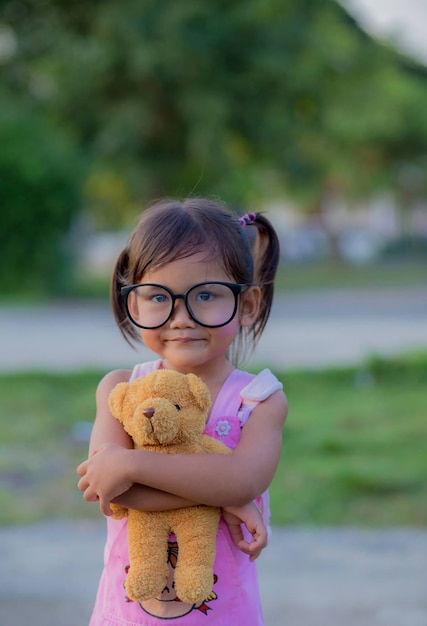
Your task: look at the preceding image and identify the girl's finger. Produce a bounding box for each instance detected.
[99,498,113,516]
[76,460,88,476]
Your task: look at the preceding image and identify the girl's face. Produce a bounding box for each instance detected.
[134,252,260,375]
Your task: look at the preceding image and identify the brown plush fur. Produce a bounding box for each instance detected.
[109,369,231,604]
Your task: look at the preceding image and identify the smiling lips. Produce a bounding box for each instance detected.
[168,336,202,343]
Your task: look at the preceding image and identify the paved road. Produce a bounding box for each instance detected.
[1,286,427,372]
[1,286,426,625]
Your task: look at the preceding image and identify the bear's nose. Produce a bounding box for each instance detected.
[143,407,155,419]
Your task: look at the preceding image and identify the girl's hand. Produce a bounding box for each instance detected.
[222,502,268,561]
[76,443,134,514]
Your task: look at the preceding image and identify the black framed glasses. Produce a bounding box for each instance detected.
[121,282,250,329]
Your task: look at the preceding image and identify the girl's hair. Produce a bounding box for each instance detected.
[111,197,280,365]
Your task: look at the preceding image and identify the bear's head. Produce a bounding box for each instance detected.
[108,369,211,448]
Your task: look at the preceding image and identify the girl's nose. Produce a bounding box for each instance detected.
[169,299,196,327]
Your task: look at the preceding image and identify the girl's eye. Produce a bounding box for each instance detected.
[195,291,214,302]
[174,404,181,411]
[152,293,169,303]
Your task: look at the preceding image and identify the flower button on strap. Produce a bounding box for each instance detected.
[204,416,240,448]
[215,420,231,437]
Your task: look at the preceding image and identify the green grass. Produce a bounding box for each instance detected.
[275,258,427,291]
[0,354,426,527]
[270,353,427,527]
[0,370,103,525]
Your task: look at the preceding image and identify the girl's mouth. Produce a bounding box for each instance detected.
[170,337,200,343]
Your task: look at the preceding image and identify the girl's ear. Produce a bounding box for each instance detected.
[239,285,261,327]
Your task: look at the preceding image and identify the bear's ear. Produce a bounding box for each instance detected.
[108,382,130,423]
[186,373,211,412]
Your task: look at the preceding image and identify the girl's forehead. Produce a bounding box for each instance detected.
[141,253,232,284]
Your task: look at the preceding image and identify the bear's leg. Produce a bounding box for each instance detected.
[125,512,170,602]
[173,506,220,604]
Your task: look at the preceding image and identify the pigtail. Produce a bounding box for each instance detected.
[241,212,280,343]
[110,246,139,346]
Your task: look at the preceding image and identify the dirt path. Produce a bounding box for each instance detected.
[1,521,426,626]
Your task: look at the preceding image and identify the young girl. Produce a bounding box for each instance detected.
[77,198,288,625]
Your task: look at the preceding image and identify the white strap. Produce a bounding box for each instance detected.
[238,369,283,425]
[241,368,283,402]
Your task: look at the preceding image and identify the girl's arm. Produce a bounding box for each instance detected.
[222,502,268,561]
[111,487,267,560]
[79,369,196,514]
[78,377,288,508]
[88,369,133,455]
[112,483,195,511]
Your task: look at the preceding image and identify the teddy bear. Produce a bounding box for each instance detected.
[108,368,232,605]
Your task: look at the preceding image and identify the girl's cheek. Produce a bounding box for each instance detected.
[218,320,240,339]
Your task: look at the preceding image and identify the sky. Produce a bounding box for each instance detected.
[341,0,427,65]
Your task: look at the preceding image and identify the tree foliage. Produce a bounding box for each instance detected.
[0,93,81,293]
[1,0,427,233]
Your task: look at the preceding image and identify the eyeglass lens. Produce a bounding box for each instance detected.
[126,283,239,328]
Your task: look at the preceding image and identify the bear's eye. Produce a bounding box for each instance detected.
[174,404,181,411]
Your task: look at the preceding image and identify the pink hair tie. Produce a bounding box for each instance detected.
[238,212,257,227]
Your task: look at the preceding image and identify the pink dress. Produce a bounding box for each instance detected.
[89,360,282,626]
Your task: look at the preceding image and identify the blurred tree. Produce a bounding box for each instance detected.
[0,94,82,294]
[1,0,427,227]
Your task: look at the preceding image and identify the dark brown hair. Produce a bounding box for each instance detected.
[111,197,280,364]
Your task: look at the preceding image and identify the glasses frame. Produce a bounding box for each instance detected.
[121,281,250,329]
